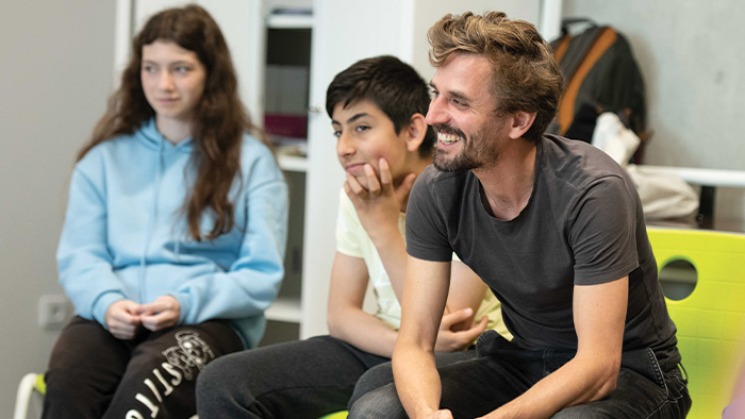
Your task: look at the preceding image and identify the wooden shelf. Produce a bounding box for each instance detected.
[267,11,312,29]
[278,154,308,172]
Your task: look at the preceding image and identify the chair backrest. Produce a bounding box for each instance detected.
[647,227,745,418]
[13,373,45,419]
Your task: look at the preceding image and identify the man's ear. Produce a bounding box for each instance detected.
[508,111,537,140]
[404,113,428,152]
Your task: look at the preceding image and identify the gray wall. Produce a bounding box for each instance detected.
[0,0,115,413]
[562,0,745,224]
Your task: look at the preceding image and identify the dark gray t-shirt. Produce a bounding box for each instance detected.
[407,134,679,368]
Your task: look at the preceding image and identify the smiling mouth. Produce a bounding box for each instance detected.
[433,124,465,145]
[437,132,462,145]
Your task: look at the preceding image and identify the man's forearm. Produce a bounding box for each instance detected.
[483,354,620,418]
[393,343,443,418]
[394,256,454,417]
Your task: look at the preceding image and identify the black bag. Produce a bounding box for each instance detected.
[548,18,648,162]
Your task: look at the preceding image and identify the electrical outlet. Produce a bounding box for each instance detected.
[38,294,73,330]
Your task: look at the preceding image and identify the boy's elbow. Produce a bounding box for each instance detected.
[326,311,341,338]
[326,305,351,339]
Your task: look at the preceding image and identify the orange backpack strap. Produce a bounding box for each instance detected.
[556,26,618,134]
[552,35,572,63]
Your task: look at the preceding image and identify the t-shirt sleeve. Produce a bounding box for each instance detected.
[569,175,640,285]
[335,189,364,258]
[405,171,453,262]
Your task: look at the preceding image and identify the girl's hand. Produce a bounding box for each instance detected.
[139,295,181,332]
[105,299,142,340]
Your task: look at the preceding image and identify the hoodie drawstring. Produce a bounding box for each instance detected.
[138,140,165,303]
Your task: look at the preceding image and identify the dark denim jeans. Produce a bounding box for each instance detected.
[197,335,389,418]
[197,335,480,418]
[348,330,691,418]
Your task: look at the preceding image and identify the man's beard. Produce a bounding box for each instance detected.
[433,147,478,172]
[432,124,497,172]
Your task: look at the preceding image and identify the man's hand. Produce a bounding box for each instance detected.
[424,410,454,419]
[105,299,142,340]
[139,295,181,332]
[434,307,488,352]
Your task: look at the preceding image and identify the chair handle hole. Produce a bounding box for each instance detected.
[659,259,697,301]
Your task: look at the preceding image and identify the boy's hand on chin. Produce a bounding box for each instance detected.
[345,158,411,233]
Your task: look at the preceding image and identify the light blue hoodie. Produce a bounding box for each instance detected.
[57,119,288,347]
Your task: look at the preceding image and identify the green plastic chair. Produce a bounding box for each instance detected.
[319,411,348,419]
[648,227,745,419]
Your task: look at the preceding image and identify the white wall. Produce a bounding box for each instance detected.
[562,0,745,226]
[0,0,116,413]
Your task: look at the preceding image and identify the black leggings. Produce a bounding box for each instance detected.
[43,316,243,419]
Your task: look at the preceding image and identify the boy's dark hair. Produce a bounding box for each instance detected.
[326,55,435,157]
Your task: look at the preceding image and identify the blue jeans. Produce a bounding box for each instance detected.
[348,330,691,418]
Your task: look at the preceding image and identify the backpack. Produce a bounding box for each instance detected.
[548,18,648,163]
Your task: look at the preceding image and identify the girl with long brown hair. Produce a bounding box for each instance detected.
[42,5,288,418]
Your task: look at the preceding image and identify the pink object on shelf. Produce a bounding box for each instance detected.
[264,114,308,139]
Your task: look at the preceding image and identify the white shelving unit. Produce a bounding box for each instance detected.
[260,6,312,343]
[263,10,312,173]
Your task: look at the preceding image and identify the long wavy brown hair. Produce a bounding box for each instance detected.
[79,4,267,241]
